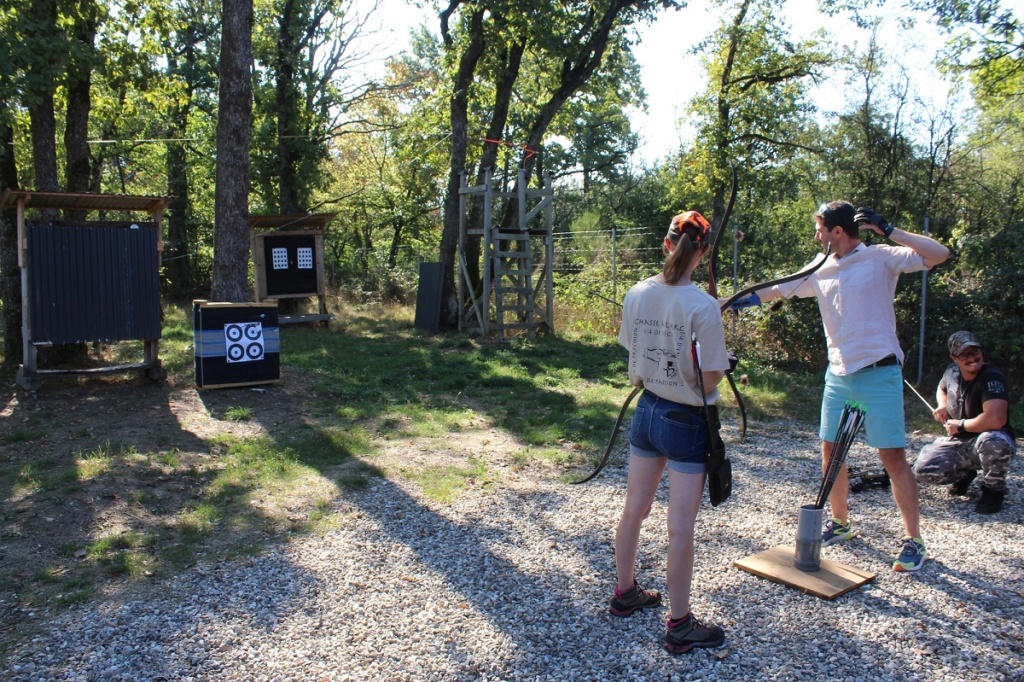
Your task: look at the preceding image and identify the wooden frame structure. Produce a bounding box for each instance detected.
[457,169,554,341]
[0,189,171,391]
[249,214,333,325]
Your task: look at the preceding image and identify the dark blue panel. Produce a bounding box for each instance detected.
[27,222,162,344]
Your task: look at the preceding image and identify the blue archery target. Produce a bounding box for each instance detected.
[224,322,265,363]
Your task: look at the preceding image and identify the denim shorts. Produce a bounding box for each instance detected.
[821,364,906,449]
[629,390,709,474]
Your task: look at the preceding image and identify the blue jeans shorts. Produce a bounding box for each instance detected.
[821,364,906,449]
[629,390,709,474]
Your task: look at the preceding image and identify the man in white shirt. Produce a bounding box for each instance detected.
[731,201,949,572]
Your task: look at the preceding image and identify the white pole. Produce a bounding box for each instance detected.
[918,216,930,385]
[732,224,739,336]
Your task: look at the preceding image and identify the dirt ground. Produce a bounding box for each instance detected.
[0,365,323,649]
[0,356,538,654]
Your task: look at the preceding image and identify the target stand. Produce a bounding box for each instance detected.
[193,301,280,389]
[734,546,875,600]
[250,214,333,326]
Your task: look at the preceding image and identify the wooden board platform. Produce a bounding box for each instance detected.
[733,546,876,600]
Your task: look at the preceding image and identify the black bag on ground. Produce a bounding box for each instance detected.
[705,405,732,507]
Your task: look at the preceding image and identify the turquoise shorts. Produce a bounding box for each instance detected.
[820,364,906,449]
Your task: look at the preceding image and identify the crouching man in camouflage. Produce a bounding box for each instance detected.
[913,331,1017,514]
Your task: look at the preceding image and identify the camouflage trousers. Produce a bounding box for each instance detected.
[913,431,1017,492]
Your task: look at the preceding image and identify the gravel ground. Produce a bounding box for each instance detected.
[3,421,1022,681]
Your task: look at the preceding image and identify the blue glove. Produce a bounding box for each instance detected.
[854,207,894,238]
[729,291,761,310]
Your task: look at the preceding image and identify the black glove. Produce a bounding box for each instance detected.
[854,206,894,238]
[727,351,739,372]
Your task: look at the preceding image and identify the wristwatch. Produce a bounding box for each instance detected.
[959,419,966,432]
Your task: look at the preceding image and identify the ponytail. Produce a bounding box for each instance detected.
[663,211,711,285]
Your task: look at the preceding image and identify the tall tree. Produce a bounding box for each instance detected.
[434,0,684,329]
[211,0,254,302]
[164,4,216,298]
[687,0,831,238]
[252,0,385,214]
[24,0,63,216]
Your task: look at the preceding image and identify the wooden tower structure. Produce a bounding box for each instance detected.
[457,168,554,341]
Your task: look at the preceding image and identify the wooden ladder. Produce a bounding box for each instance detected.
[492,228,536,340]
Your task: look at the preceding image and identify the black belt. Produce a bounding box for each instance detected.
[866,355,900,369]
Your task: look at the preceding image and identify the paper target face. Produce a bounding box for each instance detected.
[297,247,313,269]
[224,322,265,363]
[272,247,289,270]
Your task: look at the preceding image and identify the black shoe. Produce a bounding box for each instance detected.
[663,613,725,654]
[608,582,661,617]
[950,470,978,496]
[976,486,1005,514]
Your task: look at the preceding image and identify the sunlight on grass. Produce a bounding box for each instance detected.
[399,457,489,503]
[13,463,43,497]
[160,305,199,374]
[225,405,254,422]
[86,531,156,577]
[76,442,113,480]
[179,503,220,541]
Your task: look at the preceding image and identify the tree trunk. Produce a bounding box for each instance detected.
[0,109,22,367]
[462,39,525,299]
[276,0,301,214]
[211,0,254,303]
[28,0,61,217]
[63,0,98,222]
[166,100,193,300]
[438,8,486,329]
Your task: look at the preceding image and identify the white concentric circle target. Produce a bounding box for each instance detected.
[224,322,265,363]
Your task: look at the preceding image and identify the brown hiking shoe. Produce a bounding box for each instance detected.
[663,613,725,654]
[608,582,661,617]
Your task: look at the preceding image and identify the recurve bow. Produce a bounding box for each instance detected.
[707,162,747,441]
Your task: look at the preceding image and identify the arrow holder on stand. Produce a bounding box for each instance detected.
[794,402,867,572]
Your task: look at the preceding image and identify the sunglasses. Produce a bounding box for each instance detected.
[954,347,982,361]
[816,203,839,230]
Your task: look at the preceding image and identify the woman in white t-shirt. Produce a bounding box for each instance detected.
[609,210,730,655]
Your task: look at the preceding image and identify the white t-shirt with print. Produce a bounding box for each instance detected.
[618,279,729,406]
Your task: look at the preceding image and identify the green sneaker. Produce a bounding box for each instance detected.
[821,518,855,546]
[893,537,927,572]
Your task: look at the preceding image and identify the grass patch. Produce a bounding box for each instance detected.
[2,427,45,444]
[399,457,489,503]
[224,406,254,422]
[86,531,156,577]
[54,577,95,606]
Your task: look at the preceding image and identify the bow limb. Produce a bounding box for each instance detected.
[570,386,641,484]
[719,244,832,313]
[709,161,746,440]
[715,245,832,443]
[708,160,738,301]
